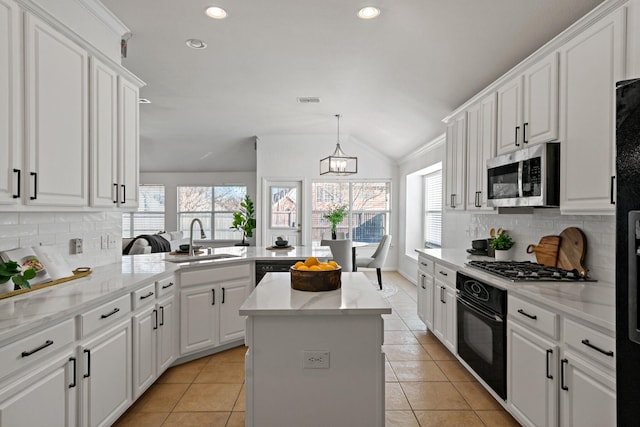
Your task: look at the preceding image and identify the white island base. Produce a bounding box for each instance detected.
[240,272,392,427]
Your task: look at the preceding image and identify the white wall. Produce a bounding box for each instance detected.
[256,134,399,268]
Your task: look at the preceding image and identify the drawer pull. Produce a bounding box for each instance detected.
[69,357,77,388]
[21,339,53,357]
[140,291,154,300]
[560,358,568,391]
[420,262,428,266]
[546,349,553,379]
[162,282,174,289]
[517,309,537,320]
[581,339,614,357]
[100,307,120,319]
[439,270,448,276]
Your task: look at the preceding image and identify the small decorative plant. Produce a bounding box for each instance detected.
[490,231,514,250]
[323,204,348,238]
[231,195,256,246]
[0,261,37,290]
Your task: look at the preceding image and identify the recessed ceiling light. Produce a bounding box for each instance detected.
[138,98,151,104]
[357,6,380,19]
[186,39,207,49]
[205,6,228,19]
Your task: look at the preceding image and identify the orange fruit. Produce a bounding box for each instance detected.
[297,265,310,271]
[328,260,338,268]
[304,257,319,267]
[293,261,304,269]
[309,265,321,271]
[318,263,334,270]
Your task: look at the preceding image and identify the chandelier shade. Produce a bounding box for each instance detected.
[320,114,358,176]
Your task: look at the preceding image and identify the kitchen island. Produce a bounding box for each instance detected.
[240,272,391,427]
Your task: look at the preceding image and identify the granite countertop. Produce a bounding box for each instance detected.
[160,245,333,265]
[240,272,392,316]
[416,248,615,332]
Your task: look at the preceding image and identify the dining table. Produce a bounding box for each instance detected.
[351,241,369,272]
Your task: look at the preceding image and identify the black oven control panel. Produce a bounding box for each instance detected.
[456,272,506,316]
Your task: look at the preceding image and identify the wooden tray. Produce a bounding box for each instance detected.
[266,245,295,250]
[0,268,93,300]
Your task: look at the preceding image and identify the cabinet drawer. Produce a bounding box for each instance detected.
[434,263,456,287]
[0,319,75,381]
[132,283,156,310]
[156,275,176,298]
[508,295,558,340]
[564,318,615,369]
[79,294,131,338]
[418,256,435,275]
[180,263,251,287]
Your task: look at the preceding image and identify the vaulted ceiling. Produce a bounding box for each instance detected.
[102,0,603,172]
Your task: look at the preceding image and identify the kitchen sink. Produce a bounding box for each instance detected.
[165,253,241,263]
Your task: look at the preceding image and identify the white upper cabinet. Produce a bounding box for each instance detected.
[497,52,559,155]
[118,77,140,208]
[559,7,626,214]
[445,112,466,210]
[24,12,89,206]
[466,93,497,209]
[0,0,20,204]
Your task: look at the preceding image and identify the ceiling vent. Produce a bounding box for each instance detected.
[297,97,321,104]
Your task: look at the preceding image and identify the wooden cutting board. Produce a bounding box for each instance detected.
[556,227,588,277]
[526,235,561,267]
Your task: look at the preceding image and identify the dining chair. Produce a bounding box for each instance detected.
[320,239,353,272]
[355,235,392,289]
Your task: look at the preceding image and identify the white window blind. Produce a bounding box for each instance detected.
[122,185,166,237]
[424,170,442,248]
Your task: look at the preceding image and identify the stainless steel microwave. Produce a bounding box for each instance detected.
[486,142,560,207]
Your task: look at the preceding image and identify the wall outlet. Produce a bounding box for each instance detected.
[107,234,117,249]
[71,238,83,254]
[302,351,330,369]
[101,234,108,250]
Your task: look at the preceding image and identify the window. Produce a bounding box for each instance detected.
[311,181,390,243]
[122,185,166,238]
[424,169,442,248]
[177,185,246,240]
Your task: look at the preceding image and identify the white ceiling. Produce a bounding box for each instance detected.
[101,0,603,173]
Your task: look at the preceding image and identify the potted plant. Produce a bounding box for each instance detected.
[231,195,256,246]
[323,204,348,239]
[490,231,514,261]
[0,261,37,294]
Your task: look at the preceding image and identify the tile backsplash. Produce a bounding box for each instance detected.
[0,212,122,269]
[443,209,615,283]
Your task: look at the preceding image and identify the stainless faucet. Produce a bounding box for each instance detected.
[189,218,207,256]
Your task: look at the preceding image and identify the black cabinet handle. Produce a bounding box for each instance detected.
[515,126,520,146]
[450,194,455,208]
[581,339,614,357]
[441,286,446,304]
[30,172,37,200]
[546,349,553,379]
[83,349,91,378]
[140,291,154,300]
[222,287,226,304]
[162,282,174,289]
[439,270,448,277]
[13,169,20,198]
[100,307,120,319]
[610,176,615,205]
[523,122,528,144]
[113,183,118,204]
[160,306,165,326]
[153,309,158,330]
[475,191,482,208]
[121,184,126,204]
[21,339,53,357]
[421,274,426,290]
[517,308,537,320]
[211,289,215,305]
[560,358,568,391]
[69,357,77,388]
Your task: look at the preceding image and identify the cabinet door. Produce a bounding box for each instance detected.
[424,274,434,331]
[0,350,77,427]
[523,52,559,145]
[432,281,446,342]
[0,0,20,204]
[466,103,482,208]
[417,273,427,323]
[508,321,558,427]
[219,280,250,344]
[445,113,466,209]
[443,286,457,353]
[118,77,139,208]
[24,13,89,206]
[497,76,523,154]
[157,294,177,374]
[90,58,118,207]
[180,285,218,354]
[560,353,616,427]
[559,7,625,213]
[132,305,157,398]
[80,320,132,427]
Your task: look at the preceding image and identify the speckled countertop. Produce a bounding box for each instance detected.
[416,248,615,332]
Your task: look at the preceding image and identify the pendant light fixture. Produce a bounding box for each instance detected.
[320,114,358,175]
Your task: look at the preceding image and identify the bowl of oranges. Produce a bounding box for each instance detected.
[290,257,341,292]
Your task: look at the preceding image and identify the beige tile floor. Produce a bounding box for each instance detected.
[114,271,520,427]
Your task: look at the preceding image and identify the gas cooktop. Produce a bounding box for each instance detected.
[467,260,596,282]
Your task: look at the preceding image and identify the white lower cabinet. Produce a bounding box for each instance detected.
[132,304,157,398]
[417,272,434,330]
[79,319,132,427]
[433,279,457,353]
[0,349,77,427]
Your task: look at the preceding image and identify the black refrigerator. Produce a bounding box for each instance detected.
[616,78,640,425]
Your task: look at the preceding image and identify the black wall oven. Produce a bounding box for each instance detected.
[456,272,507,399]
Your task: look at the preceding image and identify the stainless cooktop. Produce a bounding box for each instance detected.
[466,260,596,282]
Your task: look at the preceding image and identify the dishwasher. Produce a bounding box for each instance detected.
[255,260,300,285]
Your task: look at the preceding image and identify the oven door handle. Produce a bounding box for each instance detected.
[457,296,503,323]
